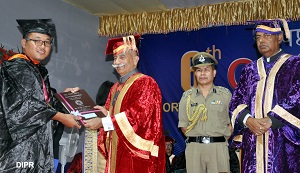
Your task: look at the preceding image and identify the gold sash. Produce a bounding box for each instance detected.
[107,73,144,173]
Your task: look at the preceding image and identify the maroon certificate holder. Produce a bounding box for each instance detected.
[54,89,105,119]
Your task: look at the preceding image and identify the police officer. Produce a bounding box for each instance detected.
[178,52,232,173]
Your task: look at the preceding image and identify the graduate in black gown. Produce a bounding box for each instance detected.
[165,136,186,173]
[0,19,81,172]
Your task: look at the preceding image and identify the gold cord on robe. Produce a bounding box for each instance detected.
[185,95,207,134]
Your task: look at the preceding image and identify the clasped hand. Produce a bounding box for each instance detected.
[246,117,272,136]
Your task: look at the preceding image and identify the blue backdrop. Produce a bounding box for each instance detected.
[138,21,300,155]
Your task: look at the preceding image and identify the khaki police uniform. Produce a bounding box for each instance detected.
[178,52,232,173]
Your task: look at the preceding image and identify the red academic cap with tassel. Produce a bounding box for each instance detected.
[105,35,141,55]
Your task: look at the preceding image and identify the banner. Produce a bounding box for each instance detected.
[138,21,300,155]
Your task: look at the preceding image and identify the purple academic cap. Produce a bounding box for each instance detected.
[247,19,290,42]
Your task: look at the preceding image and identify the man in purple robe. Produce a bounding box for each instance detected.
[229,19,300,173]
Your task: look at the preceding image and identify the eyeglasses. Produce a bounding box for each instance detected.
[254,33,273,41]
[25,38,52,47]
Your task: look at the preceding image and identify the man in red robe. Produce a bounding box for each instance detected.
[84,35,166,173]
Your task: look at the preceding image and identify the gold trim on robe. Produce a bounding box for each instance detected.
[255,54,291,172]
[115,112,159,157]
[231,104,247,130]
[106,84,118,173]
[263,54,290,172]
[271,105,300,128]
[255,58,267,173]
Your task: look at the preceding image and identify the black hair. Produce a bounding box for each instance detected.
[96,81,114,106]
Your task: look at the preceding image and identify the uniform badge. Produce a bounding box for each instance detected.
[198,55,205,62]
[211,100,222,105]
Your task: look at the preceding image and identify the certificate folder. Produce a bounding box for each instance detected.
[54,89,105,118]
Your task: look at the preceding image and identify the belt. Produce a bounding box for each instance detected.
[186,136,225,144]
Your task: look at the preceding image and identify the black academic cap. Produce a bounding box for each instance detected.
[16,19,57,50]
[16,19,56,38]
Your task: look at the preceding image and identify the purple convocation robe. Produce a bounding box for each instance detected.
[229,52,300,173]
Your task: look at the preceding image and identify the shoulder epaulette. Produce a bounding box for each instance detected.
[216,86,230,94]
[181,88,194,99]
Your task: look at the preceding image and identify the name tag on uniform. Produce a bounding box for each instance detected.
[191,103,198,107]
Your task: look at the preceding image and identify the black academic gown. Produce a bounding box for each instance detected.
[0,57,59,172]
[166,152,186,173]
